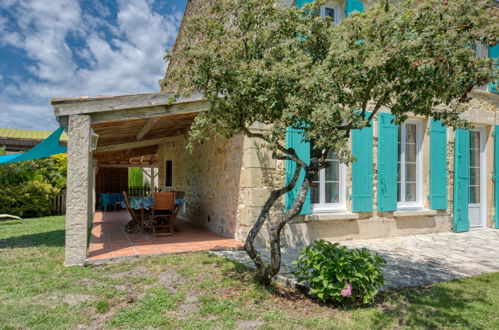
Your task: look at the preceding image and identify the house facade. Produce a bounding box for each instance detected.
[54,0,498,266]
[156,0,499,246]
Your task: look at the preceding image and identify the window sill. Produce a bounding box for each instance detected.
[305,212,359,222]
[393,209,437,218]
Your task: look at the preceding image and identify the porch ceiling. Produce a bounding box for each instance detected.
[51,91,207,153]
[91,112,197,147]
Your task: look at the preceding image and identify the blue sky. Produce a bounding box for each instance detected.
[0,0,187,130]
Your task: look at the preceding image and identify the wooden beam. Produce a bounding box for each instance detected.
[52,92,204,117]
[97,164,159,168]
[94,136,173,153]
[136,118,160,141]
[93,145,157,163]
[90,101,206,123]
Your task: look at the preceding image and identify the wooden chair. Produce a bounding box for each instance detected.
[151,192,176,236]
[123,191,141,232]
[123,191,154,233]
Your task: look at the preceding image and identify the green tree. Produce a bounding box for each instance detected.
[164,0,498,284]
[128,168,144,187]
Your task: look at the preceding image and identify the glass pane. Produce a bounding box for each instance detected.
[324,7,335,19]
[325,182,339,204]
[470,131,480,149]
[311,171,319,182]
[398,127,402,162]
[405,163,416,182]
[468,131,481,204]
[397,182,401,202]
[325,160,339,181]
[405,124,417,144]
[469,168,480,186]
[469,148,480,168]
[311,185,320,204]
[405,143,417,162]
[397,127,401,202]
[469,186,480,203]
[405,182,416,202]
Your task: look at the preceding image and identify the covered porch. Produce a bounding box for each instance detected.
[52,92,243,266]
[87,210,242,262]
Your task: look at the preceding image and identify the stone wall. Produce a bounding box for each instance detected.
[154,93,497,246]
[157,135,244,237]
[236,92,499,246]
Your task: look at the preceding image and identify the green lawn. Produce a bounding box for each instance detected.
[1,216,499,329]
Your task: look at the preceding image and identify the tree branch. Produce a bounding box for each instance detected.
[242,127,308,168]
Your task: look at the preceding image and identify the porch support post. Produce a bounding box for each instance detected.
[65,114,92,266]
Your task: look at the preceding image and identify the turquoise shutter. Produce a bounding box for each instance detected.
[296,0,314,9]
[453,129,470,232]
[429,119,448,209]
[345,0,364,16]
[489,45,498,93]
[352,113,373,212]
[285,128,311,214]
[377,113,398,211]
[495,126,499,228]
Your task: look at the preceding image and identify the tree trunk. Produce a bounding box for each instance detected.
[244,162,313,285]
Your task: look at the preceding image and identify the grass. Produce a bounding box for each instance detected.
[1,216,499,329]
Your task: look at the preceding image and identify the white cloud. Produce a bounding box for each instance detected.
[0,0,182,129]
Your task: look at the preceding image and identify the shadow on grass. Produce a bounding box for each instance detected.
[0,229,65,248]
[371,282,488,329]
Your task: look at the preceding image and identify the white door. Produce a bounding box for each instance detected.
[468,128,486,227]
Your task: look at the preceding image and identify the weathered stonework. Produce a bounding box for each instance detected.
[234,92,499,247]
[158,135,243,237]
[65,115,92,266]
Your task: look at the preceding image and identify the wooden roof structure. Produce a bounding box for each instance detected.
[51,92,207,167]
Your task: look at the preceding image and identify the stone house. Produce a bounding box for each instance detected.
[53,0,498,266]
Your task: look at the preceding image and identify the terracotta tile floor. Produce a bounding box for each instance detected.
[87,211,243,262]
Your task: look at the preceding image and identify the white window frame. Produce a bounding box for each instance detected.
[311,154,347,213]
[397,119,423,210]
[468,126,487,228]
[319,2,342,24]
[473,42,490,92]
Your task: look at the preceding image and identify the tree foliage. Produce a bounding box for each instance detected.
[0,152,66,218]
[164,0,498,283]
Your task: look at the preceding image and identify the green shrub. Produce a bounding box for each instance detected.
[0,181,59,218]
[292,240,386,304]
[128,167,143,187]
[0,155,67,189]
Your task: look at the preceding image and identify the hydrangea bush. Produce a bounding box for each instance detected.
[293,240,386,304]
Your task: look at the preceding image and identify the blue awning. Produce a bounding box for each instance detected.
[0,127,67,164]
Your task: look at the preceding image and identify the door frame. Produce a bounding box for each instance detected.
[469,126,487,228]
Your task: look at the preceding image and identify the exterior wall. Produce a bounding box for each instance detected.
[158,135,244,237]
[236,92,499,246]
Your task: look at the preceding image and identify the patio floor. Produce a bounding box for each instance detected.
[87,210,243,262]
[211,228,499,289]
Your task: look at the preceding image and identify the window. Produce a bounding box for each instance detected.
[319,3,341,23]
[473,42,489,91]
[310,148,346,211]
[397,120,423,209]
[469,131,481,204]
[165,160,173,187]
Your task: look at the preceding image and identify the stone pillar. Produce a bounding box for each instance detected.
[65,114,92,266]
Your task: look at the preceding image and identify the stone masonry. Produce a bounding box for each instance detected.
[65,114,93,266]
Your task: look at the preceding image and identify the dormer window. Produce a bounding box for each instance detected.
[320,3,341,23]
